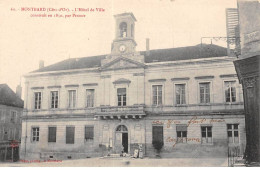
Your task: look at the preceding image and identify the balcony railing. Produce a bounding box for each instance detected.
[94,105,145,119]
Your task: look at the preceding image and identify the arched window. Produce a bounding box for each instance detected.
[119,22,127,38]
[116,125,128,132]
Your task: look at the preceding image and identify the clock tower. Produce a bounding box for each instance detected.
[111,13,137,55]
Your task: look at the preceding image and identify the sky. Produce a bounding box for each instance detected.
[0,0,237,96]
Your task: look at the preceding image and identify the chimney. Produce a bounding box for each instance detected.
[146,38,150,56]
[39,60,44,69]
[16,85,22,98]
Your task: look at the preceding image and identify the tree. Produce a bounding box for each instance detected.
[152,140,164,158]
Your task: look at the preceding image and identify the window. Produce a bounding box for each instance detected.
[152,126,164,145]
[152,85,162,105]
[119,22,127,37]
[225,81,236,102]
[199,83,210,103]
[34,92,42,109]
[117,88,126,106]
[8,129,15,140]
[175,84,186,105]
[68,90,76,108]
[66,126,75,144]
[32,127,39,142]
[227,124,239,143]
[51,91,58,108]
[85,126,94,142]
[0,110,4,122]
[176,125,187,143]
[10,111,17,123]
[3,128,8,140]
[201,126,212,143]
[48,127,56,142]
[86,89,95,107]
[131,24,134,37]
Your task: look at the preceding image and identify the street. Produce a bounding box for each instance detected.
[0,157,228,167]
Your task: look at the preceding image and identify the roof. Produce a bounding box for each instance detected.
[0,84,24,108]
[114,12,137,21]
[33,44,228,73]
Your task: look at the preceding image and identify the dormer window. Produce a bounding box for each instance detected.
[119,22,127,38]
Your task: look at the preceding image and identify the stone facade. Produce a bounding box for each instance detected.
[21,13,245,160]
[0,84,23,162]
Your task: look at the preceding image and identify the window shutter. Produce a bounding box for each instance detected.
[152,126,163,143]
[48,127,56,142]
[85,126,94,140]
[66,126,75,144]
[176,125,187,131]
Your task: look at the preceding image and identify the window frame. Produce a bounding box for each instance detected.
[151,84,164,106]
[34,92,42,110]
[117,88,127,106]
[50,90,59,109]
[152,125,164,145]
[3,127,8,140]
[227,124,239,144]
[67,89,77,109]
[31,126,40,143]
[197,81,213,104]
[173,83,188,106]
[32,89,44,110]
[10,110,17,123]
[201,125,213,144]
[48,126,57,143]
[114,84,129,107]
[223,80,238,103]
[85,125,94,142]
[176,124,188,143]
[86,88,95,108]
[66,126,75,144]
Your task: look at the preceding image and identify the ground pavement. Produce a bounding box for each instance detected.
[0,157,228,167]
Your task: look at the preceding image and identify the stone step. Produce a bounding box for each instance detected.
[109,154,121,158]
[233,163,246,167]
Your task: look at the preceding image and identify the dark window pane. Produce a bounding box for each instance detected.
[202,132,206,137]
[182,131,187,137]
[228,131,232,137]
[234,131,238,137]
[177,131,181,137]
[234,124,238,129]
[208,132,212,137]
[227,124,232,129]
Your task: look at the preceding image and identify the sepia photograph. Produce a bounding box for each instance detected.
[0,0,259,167]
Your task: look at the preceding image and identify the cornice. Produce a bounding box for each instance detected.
[31,86,44,90]
[171,77,190,81]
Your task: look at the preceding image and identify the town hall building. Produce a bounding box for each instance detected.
[20,13,245,160]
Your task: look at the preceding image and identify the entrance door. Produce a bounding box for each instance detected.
[122,133,128,153]
[115,125,128,153]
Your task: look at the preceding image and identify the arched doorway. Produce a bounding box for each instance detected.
[115,125,128,153]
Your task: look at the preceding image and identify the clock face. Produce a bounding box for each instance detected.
[119,45,126,52]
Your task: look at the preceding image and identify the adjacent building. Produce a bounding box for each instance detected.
[0,84,23,162]
[232,0,260,164]
[21,12,245,160]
